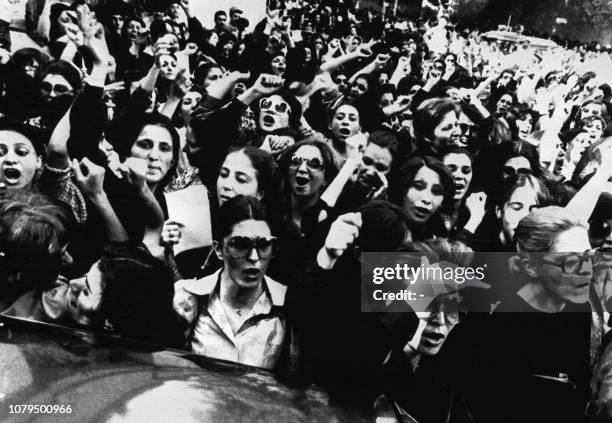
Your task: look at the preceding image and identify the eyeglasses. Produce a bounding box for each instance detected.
[260,98,291,115]
[222,236,278,259]
[502,166,532,177]
[459,123,476,134]
[289,156,325,171]
[41,81,72,95]
[362,155,390,173]
[540,250,594,275]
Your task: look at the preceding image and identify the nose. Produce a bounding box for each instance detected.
[148,147,160,161]
[430,311,445,326]
[246,247,260,262]
[61,251,73,267]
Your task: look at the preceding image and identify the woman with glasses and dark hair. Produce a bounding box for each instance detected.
[480,206,594,422]
[174,195,291,369]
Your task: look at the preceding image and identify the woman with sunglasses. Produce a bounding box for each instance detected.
[479,206,595,422]
[174,195,291,369]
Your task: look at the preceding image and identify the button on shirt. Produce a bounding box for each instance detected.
[176,270,287,369]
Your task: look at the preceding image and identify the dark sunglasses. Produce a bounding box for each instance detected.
[260,98,291,114]
[290,156,325,171]
[222,236,278,259]
[502,166,532,177]
[41,82,72,95]
[362,156,389,173]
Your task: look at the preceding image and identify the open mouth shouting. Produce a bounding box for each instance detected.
[337,127,351,138]
[261,114,277,128]
[412,206,431,221]
[293,175,310,193]
[243,268,262,282]
[2,167,22,185]
[420,331,446,348]
[454,181,466,196]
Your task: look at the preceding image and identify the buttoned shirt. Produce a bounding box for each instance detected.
[174,270,287,369]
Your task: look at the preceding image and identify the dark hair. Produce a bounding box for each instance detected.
[214,10,227,19]
[489,173,550,210]
[109,113,180,190]
[277,140,338,185]
[0,191,70,294]
[97,243,183,347]
[193,62,223,90]
[213,195,271,241]
[252,90,303,131]
[368,130,399,168]
[357,200,412,252]
[226,146,281,203]
[389,155,455,207]
[41,60,83,92]
[413,98,458,142]
[495,140,542,177]
[0,118,48,157]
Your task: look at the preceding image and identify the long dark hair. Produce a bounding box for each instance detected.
[213,195,272,242]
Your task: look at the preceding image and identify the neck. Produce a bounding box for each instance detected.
[147,181,159,194]
[220,268,264,309]
[291,193,319,219]
[517,281,566,313]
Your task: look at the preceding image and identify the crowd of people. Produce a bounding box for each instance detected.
[1,0,612,421]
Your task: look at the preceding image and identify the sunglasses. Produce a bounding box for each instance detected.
[260,98,291,115]
[41,82,72,95]
[459,123,476,134]
[362,156,389,173]
[289,156,324,171]
[222,236,278,259]
[502,166,532,177]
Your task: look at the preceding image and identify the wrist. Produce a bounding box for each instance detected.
[89,191,108,204]
[316,247,338,270]
[238,88,260,106]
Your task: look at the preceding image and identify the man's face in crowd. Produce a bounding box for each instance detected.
[169,3,181,19]
[355,142,392,192]
[330,104,360,141]
[215,13,227,28]
[259,95,292,133]
[230,11,242,23]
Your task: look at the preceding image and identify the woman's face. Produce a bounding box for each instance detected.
[0,130,42,189]
[330,104,360,142]
[535,226,593,304]
[217,151,261,206]
[218,219,274,289]
[403,166,445,224]
[126,20,143,41]
[258,94,292,133]
[496,94,513,114]
[40,74,74,100]
[443,153,473,201]
[432,111,461,148]
[270,55,286,76]
[516,115,534,141]
[501,185,538,241]
[204,67,223,88]
[180,91,202,120]
[350,77,369,99]
[584,119,604,140]
[288,145,326,199]
[581,103,603,120]
[68,260,104,326]
[130,124,175,186]
[568,133,594,165]
[159,54,179,81]
[503,156,532,179]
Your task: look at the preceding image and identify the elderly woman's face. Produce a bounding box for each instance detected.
[535,227,592,304]
[288,145,327,199]
[159,54,179,81]
[403,166,445,224]
[0,130,42,189]
[217,219,274,289]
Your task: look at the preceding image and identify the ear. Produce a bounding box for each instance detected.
[520,256,539,279]
[495,205,502,220]
[213,240,223,261]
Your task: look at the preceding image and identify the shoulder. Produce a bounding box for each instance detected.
[176,269,221,296]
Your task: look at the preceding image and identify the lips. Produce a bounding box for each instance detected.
[3,167,21,184]
[420,331,445,346]
[262,114,276,126]
[338,127,351,137]
[243,268,261,281]
[413,206,430,219]
[294,176,309,188]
